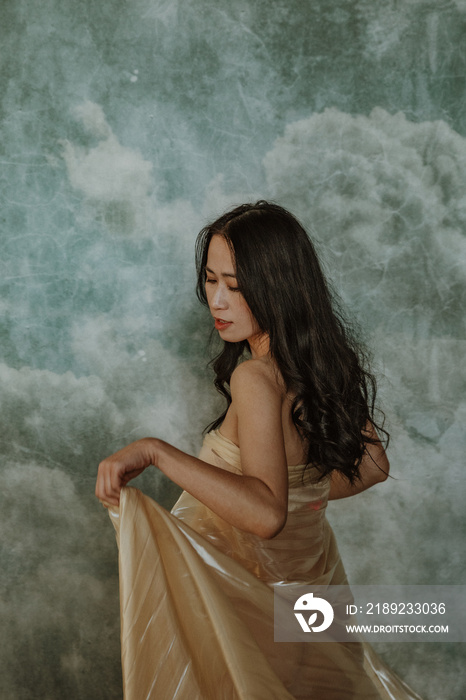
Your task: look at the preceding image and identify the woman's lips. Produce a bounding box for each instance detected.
[214,318,232,330]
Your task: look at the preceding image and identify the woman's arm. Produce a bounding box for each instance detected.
[328,422,390,500]
[95,360,289,539]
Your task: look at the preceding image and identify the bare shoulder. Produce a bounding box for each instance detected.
[230,358,284,400]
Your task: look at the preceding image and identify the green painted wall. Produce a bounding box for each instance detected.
[1,1,465,697]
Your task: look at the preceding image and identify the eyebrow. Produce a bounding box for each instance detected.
[205,265,237,279]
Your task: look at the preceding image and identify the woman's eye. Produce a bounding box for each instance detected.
[205,277,239,292]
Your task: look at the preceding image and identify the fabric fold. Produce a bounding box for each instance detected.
[108,430,424,700]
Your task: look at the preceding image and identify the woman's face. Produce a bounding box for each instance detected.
[205,235,267,355]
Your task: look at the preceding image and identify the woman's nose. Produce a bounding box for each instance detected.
[212,284,228,309]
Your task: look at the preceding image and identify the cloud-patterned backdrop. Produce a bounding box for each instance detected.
[1,1,465,698]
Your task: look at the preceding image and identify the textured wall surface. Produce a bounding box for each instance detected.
[1,1,465,698]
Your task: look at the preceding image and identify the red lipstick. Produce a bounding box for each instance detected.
[214,318,232,330]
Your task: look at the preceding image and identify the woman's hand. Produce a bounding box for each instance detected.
[95,438,158,507]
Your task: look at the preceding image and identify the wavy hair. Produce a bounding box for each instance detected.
[195,201,388,483]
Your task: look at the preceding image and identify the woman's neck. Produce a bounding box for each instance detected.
[248,332,270,359]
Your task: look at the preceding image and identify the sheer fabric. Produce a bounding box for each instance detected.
[108,430,423,699]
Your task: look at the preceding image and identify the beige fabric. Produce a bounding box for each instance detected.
[108,430,423,700]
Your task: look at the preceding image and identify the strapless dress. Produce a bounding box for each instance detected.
[108,429,423,700]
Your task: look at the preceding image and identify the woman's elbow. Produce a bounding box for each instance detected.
[255,507,288,540]
[376,454,390,483]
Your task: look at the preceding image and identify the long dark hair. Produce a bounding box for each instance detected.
[195,201,388,483]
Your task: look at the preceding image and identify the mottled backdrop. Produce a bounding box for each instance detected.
[1,1,465,698]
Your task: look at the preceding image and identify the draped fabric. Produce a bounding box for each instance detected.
[108,430,423,699]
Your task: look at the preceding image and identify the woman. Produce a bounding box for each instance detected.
[96,202,422,699]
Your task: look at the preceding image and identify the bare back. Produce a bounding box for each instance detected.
[219,356,308,468]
